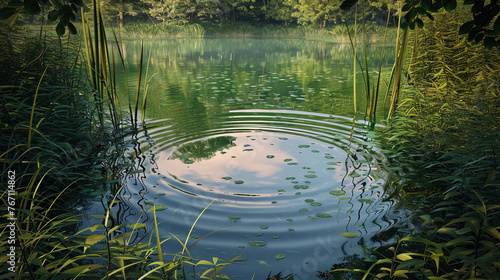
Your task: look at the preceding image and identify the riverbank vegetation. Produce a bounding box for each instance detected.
[321,3,500,280]
[1,0,500,279]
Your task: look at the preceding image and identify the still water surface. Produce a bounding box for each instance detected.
[91,39,408,279]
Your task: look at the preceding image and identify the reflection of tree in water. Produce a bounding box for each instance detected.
[169,136,236,163]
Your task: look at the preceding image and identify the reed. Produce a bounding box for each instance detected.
[81,0,147,130]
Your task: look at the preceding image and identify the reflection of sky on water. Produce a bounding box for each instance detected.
[156,132,348,198]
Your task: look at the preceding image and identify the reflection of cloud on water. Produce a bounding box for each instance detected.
[156,133,297,188]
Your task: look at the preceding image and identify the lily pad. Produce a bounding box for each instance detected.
[304,199,314,203]
[260,226,269,229]
[338,197,350,200]
[341,232,358,238]
[349,172,361,178]
[243,149,254,152]
[299,208,309,212]
[298,145,310,148]
[266,155,275,159]
[228,216,241,221]
[248,241,267,247]
[329,190,346,196]
[183,159,194,164]
[304,175,318,178]
[286,177,296,180]
[272,236,280,239]
[149,205,168,212]
[234,180,245,184]
[275,254,286,260]
[254,233,263,237]
[286,218,293,222]
[315,213,332,218]
[279,137,288,140]
[287,162,298,166]
[284,158,293,162]
[358,199,374,204]
[294,185,309,189]
[311,150,320,153]
[222,176,232,180]
[310,202,322,206]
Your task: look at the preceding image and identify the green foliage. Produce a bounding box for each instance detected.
[0,0,83,36]
[332,6,500,280]
[340,0,500,48]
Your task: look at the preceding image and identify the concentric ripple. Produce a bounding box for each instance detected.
[121,109,406,280]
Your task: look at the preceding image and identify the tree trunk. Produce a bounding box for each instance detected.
[119,11,124,28]
[118,0,124,28]
[231,6,235,25]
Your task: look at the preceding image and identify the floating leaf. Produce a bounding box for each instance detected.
[260,226,269,229]
[243,149,254,151]
[266,155,275,159]
[308,215,317,219]
[272,236,280,239]
[279,137,288,140]
[341,232,358,238]
[286,218,293,222]
[316,213,332,218]
[294,185,309,189]
[338,197,349,200]
[329,190,346,196]
[305,199,314,203]
[254,233,263,237]
[304,175,317,178]
[358,199,374,204]
[149,205,167,211]
[311,150,320,153]
[222,176,232,180]
[248,241,267,247]
[286,176,296,180]
[234,180,244,184]
[287,162,298,166]
[275,254,286,260]
[298,145,310,148]
[349,172,361,178]
[228,216,241,221]
[183,159,194,164]
[299,208,309,212]
[284,158,293,162]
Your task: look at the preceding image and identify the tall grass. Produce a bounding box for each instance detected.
[344,1,403,126]
[329,7,500,280]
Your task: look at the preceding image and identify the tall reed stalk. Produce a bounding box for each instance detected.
[81,0,146,129]
[345,0,397,127]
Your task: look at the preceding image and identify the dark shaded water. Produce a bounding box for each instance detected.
[85,39,408,279]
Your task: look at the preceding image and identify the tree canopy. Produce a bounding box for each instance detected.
[1,0,499,48]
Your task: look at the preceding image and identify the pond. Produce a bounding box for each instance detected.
[87,38,408,279]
